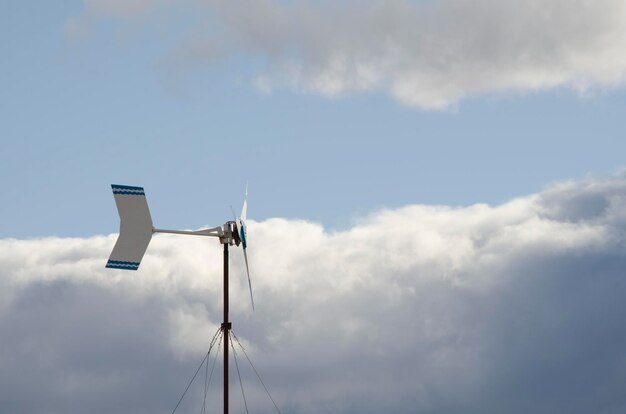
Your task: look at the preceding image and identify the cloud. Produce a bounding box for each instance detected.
[69,0,626,108]
[2,176,626,413]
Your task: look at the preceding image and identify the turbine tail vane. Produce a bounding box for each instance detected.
[106,185,153,270]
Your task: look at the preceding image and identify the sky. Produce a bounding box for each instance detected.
[2,1,626,413]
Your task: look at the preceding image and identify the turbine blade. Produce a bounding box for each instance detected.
[243,248,254,311]
[240,183,248,222]
[240,197,248,223]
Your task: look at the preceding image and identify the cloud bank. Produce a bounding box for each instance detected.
[2,176,626,413]
[70,0,626,108]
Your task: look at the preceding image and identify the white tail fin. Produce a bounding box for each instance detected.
[106,184,153,270]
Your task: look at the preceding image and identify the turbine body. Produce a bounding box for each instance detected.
[105,184,253,309]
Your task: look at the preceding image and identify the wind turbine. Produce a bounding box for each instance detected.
[105,184,252,414]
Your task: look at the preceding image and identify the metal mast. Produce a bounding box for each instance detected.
[222,241,230,414]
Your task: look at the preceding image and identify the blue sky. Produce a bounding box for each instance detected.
[2,1,625,238]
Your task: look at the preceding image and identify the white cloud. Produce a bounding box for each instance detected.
[70,0,626,108]
[2,176,626,413]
